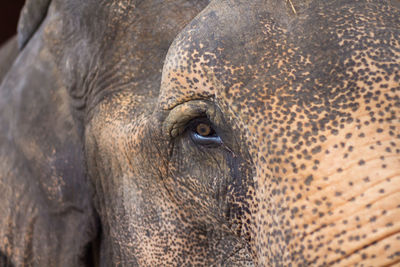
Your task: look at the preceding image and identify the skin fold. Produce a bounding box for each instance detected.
[0,0,399,266]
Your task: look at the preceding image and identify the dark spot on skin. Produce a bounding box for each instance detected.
[291,207,299,215]
[304,175,313,186]
[311,145,322,154]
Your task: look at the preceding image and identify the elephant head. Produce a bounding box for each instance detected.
[0,0,399,266]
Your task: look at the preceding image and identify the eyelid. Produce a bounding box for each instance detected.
[162,100,213,138]
[191,132,223,146]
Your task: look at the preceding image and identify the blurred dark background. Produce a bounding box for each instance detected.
[0,1,26,46]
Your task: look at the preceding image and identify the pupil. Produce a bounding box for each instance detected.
[196,123,211,136]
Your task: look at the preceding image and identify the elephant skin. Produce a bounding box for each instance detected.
[0,0,399,266]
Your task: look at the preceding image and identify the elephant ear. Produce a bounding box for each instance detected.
[17,0,52,50]
[0,1,98,264]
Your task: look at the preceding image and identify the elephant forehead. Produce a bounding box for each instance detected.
[160,0,400,122]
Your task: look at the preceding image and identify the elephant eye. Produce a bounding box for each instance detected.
[189,118,223,147]
[196,123,212,136]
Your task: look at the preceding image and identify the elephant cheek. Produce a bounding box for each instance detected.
[246,121,400,266]
[83,94,219,265]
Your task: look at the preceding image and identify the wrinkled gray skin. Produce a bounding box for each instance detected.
[1,0,400,266]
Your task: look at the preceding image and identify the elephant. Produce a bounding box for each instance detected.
[0,0,399,266]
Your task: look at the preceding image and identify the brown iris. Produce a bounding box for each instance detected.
[196,123,212,136]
